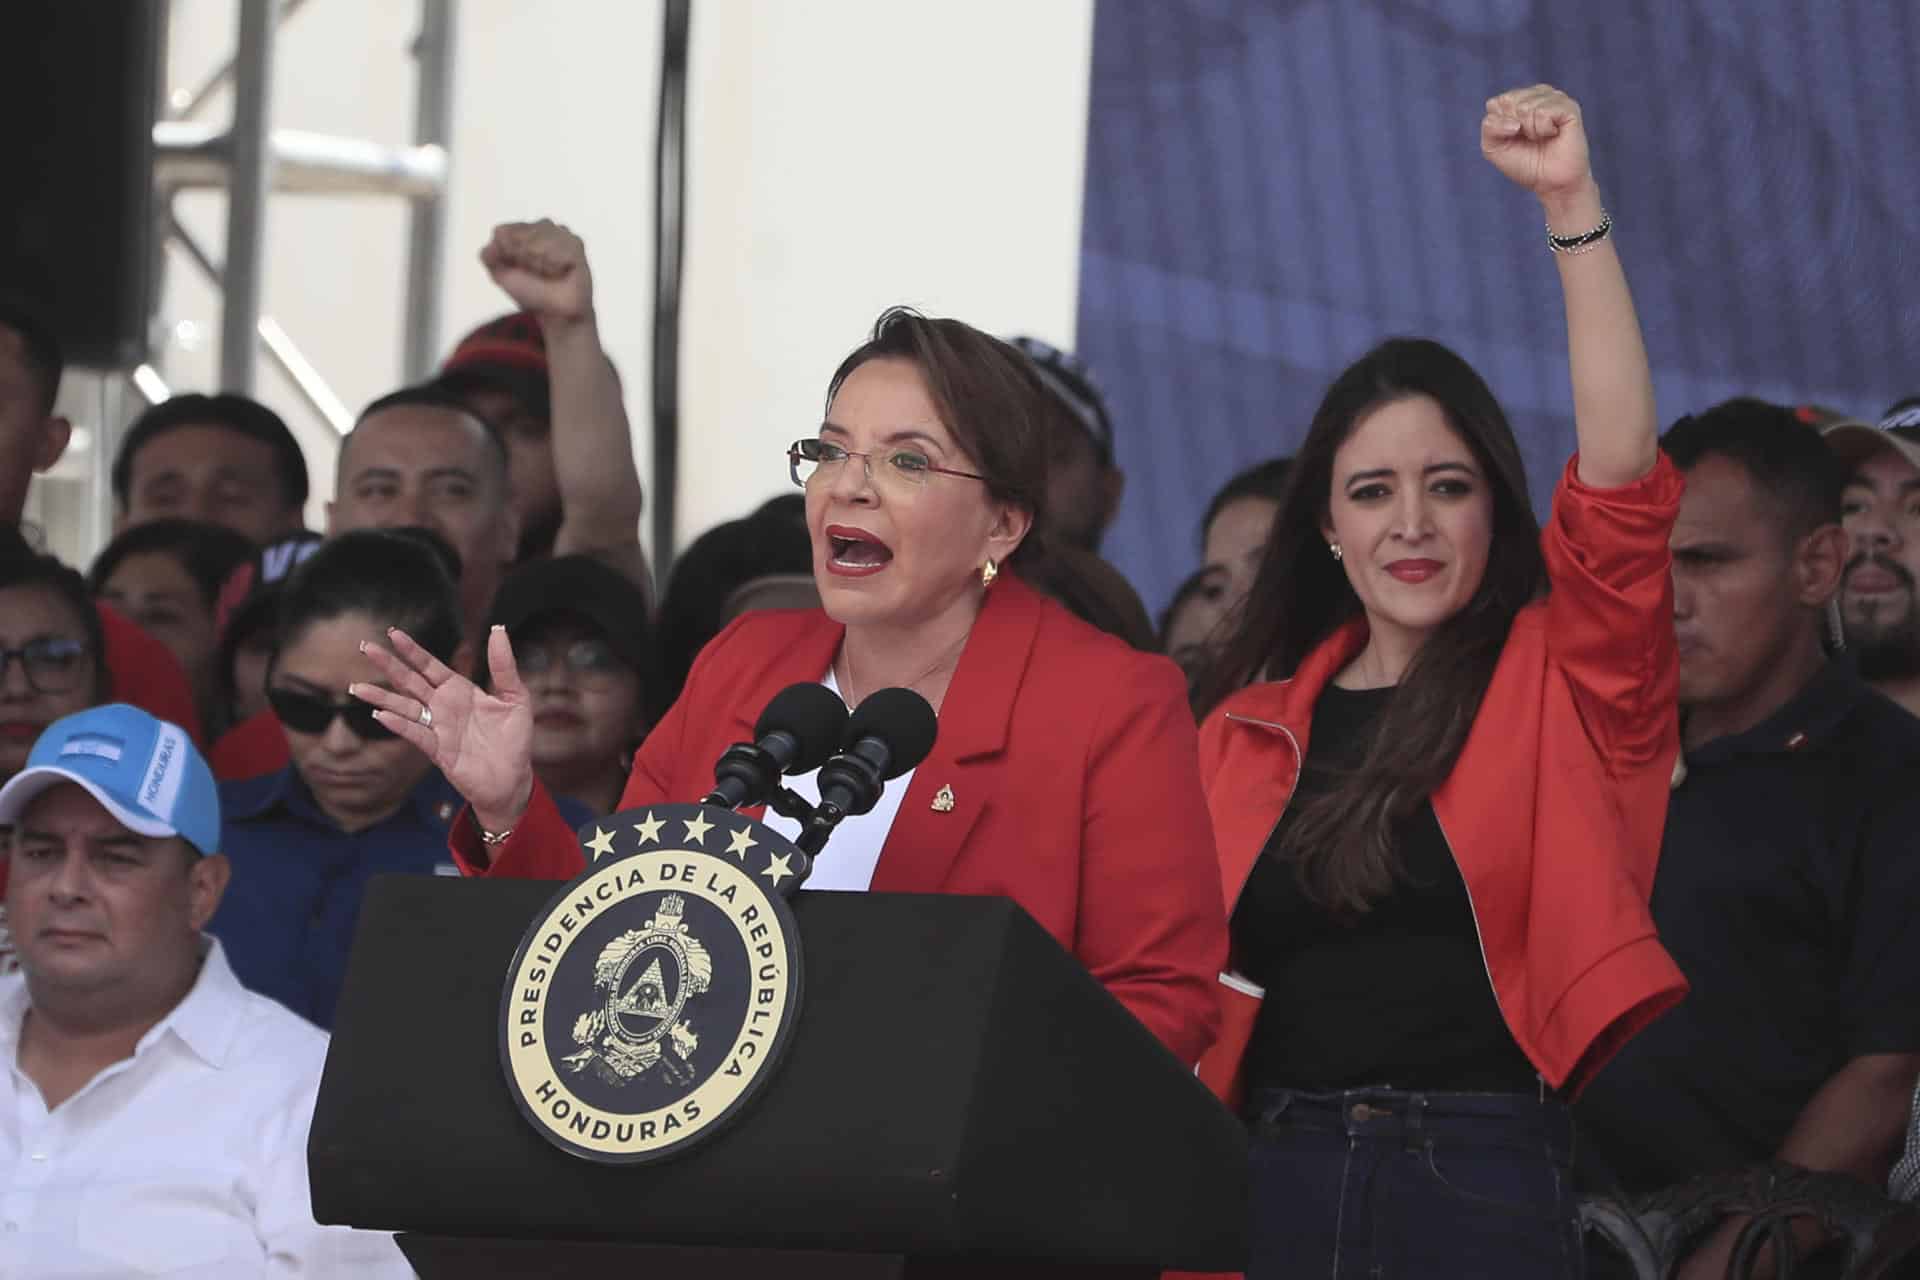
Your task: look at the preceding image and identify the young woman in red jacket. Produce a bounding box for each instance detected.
[1194,85,1687,1277]
[351,308,1227,1069]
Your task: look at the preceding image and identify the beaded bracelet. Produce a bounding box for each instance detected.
[1547,209,1612,255]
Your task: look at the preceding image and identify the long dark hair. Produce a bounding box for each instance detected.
[1200,338,1547,914]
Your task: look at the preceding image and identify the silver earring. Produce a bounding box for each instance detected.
[1329,543,1343,562]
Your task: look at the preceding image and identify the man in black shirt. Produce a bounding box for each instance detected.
[1574,397,1920,1274]
[1580,399,1920,1278]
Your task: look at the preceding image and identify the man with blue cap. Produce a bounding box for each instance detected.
[0,704,411,1276]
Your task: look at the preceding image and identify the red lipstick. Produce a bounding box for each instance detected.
[824,524,894,578]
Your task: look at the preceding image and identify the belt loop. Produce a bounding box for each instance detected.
[1403,1092,1427,1153]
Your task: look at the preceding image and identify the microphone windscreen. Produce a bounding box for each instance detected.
[755,683,850,774]
[845,688,939,778]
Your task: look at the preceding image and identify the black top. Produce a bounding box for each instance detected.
[1578,660,1920,1192]
[1230,684,1537,1094]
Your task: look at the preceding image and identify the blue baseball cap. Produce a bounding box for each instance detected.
[0,705,220,855]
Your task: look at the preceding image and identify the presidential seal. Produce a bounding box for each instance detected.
[499,803,805,1164]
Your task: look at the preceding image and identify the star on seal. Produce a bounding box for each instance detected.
[760,852,794,886]
[725,827,757,859]
[682,811,715,845]
[584,827,617,860]
[632,811,666,844]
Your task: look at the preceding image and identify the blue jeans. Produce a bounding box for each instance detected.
[1247,1087,1585,1280]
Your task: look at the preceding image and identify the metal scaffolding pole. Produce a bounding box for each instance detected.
[221,0,278,394]
[404,0,456,380]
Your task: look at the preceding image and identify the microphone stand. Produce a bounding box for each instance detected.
[761,785,816,825]
[796,804,847,858]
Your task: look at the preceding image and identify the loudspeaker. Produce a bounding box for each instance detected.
[0,1,161,368]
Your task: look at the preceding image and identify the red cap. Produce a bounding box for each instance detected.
[437,311,552,426]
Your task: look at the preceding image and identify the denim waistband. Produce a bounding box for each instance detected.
[1249,1086,1574,1163]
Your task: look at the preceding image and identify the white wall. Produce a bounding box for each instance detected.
[27,0,1093,567]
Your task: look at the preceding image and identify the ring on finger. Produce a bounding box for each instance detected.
[419,705,434,729]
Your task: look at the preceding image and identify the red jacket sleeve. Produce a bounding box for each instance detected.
[448,779,586,879]
[1541,451,1684,768]
[1074,656,1227,1066]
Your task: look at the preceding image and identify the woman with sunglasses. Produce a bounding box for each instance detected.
[207,529,584,1026]
[355,308,1227,1066]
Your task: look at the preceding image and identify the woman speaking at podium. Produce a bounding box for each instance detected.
[354,308,1228,1066]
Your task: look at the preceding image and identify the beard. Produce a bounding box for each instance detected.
[1842,552,1920,680]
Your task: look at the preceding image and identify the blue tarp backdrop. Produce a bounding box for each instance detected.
[1077,0,1920,615]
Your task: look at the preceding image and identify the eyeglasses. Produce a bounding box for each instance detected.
[268,687,396,741]
[518,637,629,681]
[0,638,92,695]
[788,437,986,493]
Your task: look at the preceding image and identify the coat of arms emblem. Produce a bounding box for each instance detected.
[562,893,713,1087]
[499,804,805,1165]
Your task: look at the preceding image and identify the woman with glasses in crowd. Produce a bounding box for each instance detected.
[355,307,1226,1065]
[0,534,110,969]
[207,528,585,1026]
[1194,86,1685,1277]
[1,538,108,793]
[481,554,657,817]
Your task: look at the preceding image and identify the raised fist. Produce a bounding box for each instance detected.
[1481,84,1593,203]
[480,219,594,324]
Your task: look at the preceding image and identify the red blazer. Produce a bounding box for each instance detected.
[454,572,1228,1066]
[1197,455,1691,1103]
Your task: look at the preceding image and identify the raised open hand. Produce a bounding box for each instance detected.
[480,219,594,325]
[1481,84,1593,204]
[350,625,535,831]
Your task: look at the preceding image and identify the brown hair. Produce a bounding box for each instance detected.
[825,307,1050,565]
[1198,338,1547,915]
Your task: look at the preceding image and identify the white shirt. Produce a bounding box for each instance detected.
[0,939,415,1279]
[761,669,914,892]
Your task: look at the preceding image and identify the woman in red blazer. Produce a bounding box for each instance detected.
[354,308,1226,1068]
[1191,86,1686,1278]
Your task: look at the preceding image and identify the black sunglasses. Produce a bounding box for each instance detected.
[268,687,397,741]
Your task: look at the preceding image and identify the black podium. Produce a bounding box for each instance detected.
[309,876,1247,1277]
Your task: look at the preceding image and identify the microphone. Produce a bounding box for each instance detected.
[810,687,939,838]
[701,683,849,810]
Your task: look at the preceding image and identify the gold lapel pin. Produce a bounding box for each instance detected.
[931,784,956,813]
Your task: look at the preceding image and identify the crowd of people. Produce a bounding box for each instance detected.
[0,83,1917,1277]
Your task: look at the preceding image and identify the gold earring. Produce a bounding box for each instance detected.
[981,558,999,588]
[1330,543,1343,562]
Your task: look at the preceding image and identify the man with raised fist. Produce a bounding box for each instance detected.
[437,221,648,591]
